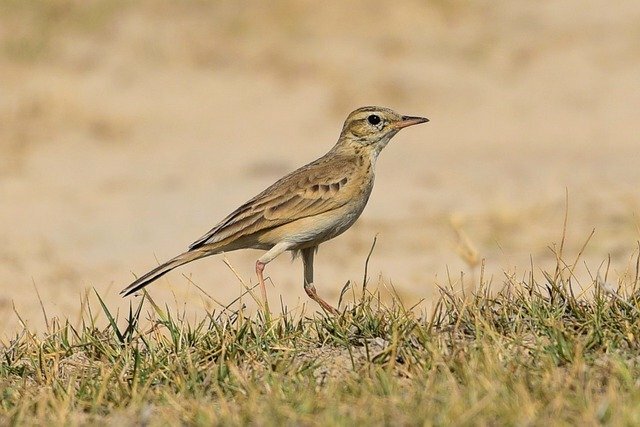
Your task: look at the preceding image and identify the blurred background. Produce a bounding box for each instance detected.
[1,0,639,334]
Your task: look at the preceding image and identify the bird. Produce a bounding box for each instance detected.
[121,106,428,314]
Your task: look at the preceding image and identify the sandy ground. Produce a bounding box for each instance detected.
[1,1,639,336]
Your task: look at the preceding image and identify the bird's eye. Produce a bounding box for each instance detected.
[367,114,381,125]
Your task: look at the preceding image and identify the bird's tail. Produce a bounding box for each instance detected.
[120,250,209,297]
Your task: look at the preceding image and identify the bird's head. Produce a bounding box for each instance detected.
[337,106,428,154]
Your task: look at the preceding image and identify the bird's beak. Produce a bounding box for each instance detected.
[394,115,429,129]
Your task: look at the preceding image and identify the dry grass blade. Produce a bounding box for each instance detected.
[362,235,378,294]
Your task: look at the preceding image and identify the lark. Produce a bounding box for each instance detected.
[121,106,428,313]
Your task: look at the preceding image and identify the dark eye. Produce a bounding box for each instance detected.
[367,114,381,125]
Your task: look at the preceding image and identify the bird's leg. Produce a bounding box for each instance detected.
[256,241,293,315]
[255,260,268,311]
[302,247,339,315]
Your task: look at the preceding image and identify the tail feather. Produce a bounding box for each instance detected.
[121,250,208,297]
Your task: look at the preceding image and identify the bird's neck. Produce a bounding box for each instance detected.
[331,138,382,167]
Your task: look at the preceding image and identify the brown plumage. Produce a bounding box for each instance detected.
[121,106,428,313]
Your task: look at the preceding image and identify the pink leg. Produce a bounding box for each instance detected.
[255,260,269,311]
[254,241,295,314]
[304,284,339,315]
[301,247,339,315]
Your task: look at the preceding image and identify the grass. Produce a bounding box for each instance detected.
[2,241,640,426]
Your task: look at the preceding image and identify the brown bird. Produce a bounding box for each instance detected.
[121,106,428,313]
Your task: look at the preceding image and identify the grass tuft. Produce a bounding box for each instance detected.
[3,249,640,424]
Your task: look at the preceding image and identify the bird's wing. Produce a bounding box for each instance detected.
[188,153,359,250]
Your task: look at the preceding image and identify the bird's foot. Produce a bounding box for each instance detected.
[304,283,339,315]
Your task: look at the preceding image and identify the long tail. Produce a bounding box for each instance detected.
[120,250,210,297]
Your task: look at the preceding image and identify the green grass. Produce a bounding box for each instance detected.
[3,249,640,425]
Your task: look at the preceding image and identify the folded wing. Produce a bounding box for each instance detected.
[188,154,357,250]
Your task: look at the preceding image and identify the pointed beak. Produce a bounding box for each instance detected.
[394,115,429,129]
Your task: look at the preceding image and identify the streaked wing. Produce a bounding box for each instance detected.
[188,153,358,250]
